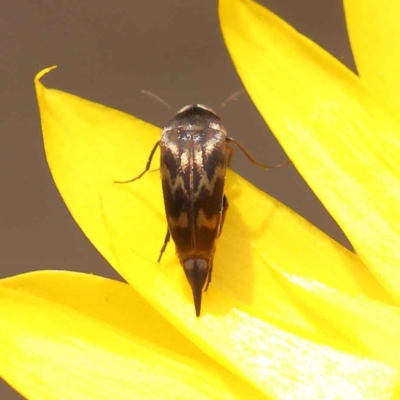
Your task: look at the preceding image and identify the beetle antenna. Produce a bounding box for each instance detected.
[219,90,245,110]
[141,90,174,111]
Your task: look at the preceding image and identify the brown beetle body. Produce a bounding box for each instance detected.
[116,103,288,316]
[160,104,228,316]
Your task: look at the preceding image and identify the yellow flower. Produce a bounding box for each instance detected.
[1,0,400,398]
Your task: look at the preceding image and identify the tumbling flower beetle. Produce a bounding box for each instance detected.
[117,103,288,316]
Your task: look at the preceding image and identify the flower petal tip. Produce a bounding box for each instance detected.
[34,66,58,84]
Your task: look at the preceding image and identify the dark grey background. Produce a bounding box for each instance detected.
[1,0,355,398]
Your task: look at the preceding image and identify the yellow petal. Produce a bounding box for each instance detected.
[0,271,265,400]
[35,66,160,270]
[219,0,400,300]
[35,67,400,396]
[344,0,400,113]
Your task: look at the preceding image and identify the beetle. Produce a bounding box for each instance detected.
[117,103,287,316]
